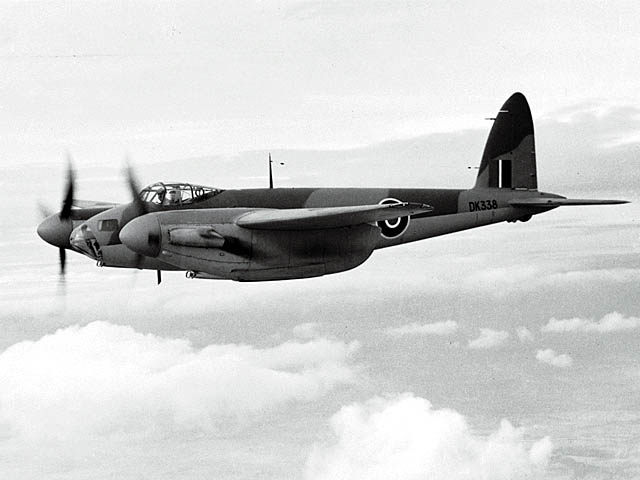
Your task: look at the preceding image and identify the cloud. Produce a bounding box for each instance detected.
[293,322,322,339]
[516,326,534,342]
[541,311,640,333]
[468,328,509,349]
[305,394,553,480]
[384,320,458,337]
[541,317,588,332]
[543,269,640,287]
[536,349,573,368]
[0,321,360,440]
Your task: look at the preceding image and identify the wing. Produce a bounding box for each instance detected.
[72,199,121,208]
[509,198,629,207]
[236,202,433,230]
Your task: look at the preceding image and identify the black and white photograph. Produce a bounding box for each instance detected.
[1,1,639,479]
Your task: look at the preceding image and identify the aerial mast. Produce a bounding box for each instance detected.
[269,153,274,189]
[268,153,284,189]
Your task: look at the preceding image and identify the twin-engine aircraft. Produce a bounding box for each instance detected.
[38,93,627,283]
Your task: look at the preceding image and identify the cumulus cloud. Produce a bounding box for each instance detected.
[536,349,573,368]
[516,326,534,342]
[384,320,458,337]
[0,321,360,440]
[305,394,553,480]
[541,317,587,332]
[468,328,509,349]
[541,311,640,333]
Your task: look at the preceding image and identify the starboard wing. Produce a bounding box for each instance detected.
[235,202,433,230]
[72,199,121,208]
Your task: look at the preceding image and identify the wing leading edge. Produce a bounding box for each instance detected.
[236,202,433,230]
[72,199,121,208]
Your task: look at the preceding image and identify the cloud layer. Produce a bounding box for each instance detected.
[305,394,553,480]
[541,311,640,333]
[0,321,360,440]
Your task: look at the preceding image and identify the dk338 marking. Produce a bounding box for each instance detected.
[468,199,498,212]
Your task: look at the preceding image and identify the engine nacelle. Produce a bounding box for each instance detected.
[121,208,380,281]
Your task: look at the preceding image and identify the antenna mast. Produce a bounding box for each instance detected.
[269,153,274,189]
[268,153,284,189]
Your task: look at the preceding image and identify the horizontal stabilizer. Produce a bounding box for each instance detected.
[236,202,433,230]
[509,198,629,208]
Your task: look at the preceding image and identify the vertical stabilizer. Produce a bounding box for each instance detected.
[474,93,537,190]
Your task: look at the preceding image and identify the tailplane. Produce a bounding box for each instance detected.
[475,92,537,190]
[509,197,628,208]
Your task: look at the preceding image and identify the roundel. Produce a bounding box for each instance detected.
[377,198,410,239]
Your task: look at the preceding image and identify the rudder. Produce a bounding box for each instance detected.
[474,92,537,190]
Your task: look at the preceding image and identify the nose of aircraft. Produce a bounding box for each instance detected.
[119,215,162,257]
[37,214,73,249]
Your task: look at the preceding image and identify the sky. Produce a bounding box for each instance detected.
[0,1,639,479]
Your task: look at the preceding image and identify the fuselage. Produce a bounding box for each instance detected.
[62,186,558,281]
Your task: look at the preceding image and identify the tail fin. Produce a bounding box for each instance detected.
[474,92,537,190]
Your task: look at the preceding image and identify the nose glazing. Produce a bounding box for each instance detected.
[70,224,101,260]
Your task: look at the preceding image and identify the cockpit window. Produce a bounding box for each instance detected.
[139,184,166,204]
[138,182,220,206]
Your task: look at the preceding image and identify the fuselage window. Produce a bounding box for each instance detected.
[98,219,119,231]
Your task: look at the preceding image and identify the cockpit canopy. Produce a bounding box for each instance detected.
[139,182,221,206]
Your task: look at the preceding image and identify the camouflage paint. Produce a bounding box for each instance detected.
[475,92,537,190]
[40,92,625,281]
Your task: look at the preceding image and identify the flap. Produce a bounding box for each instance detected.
[236,202,433,230]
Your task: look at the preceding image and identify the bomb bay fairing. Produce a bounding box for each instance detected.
[37,93,628,282]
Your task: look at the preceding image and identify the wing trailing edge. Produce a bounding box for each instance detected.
[236,202,433,230]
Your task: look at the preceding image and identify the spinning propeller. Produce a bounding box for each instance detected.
[59,159,75,276]
[38,159,165,285]
[124,161,161,284]
[124,159,148,217]
[36,158,75,278]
